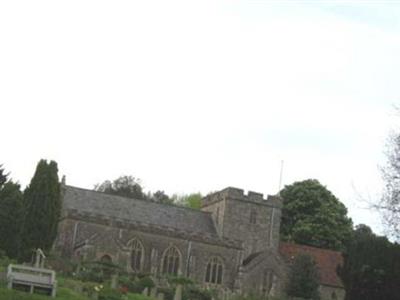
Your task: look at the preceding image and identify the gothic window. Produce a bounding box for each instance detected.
[162,246,181,275]
[128,239,144,272]
[205,257,223,284]
[250,209,257,224]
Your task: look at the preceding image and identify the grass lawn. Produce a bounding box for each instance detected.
[0,286,156,300]
[0,268,156,300]
[0,287,91,300]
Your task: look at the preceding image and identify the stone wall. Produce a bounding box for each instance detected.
[201,188,282,258]
[319,285,345,300]
[55,217,242,290]
[239,249,286,298]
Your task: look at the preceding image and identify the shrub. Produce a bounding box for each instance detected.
[119,275,155,294]
[126,293,157,300]
[184,286,212,300]
[158,287,175,300]
[76,260,123,283]
[286,254,320,300]
[81,282,99,298]
[98,287,123,300]
[0,253,15,274]
[46,254,76,276]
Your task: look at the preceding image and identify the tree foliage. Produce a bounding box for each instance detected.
[0,166,23,259]
[338,224,400,300]
[286,253,320,300]
[94,175,203,208]
[280,179,353,250]
[172,193,203,209]
[21,159,61,259]
[0,164,8,187]
[95,175,146,200]
[380,132,400,239]
[151,190,174,204]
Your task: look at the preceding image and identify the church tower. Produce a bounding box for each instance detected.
[201,187,282,259]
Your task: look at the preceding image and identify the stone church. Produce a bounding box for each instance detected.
[55,184,345,300]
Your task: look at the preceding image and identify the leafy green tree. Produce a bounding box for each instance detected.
[0,176,23,258]
[184,193,202,209]
[95,175,146,200]
[172,193,203,209]
[280,179,353,250]
[21,160,61,259]
[286,253,320,300]
[338,224,400,300]
[151,190,174,204]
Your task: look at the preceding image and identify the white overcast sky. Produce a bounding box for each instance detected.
[1,1,400,235]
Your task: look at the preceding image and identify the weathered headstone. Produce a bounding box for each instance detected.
[157,293,165,300]
[111,274,118,289]
[174,284,183,300]
[142,287,149,296]
[150,287,158,298]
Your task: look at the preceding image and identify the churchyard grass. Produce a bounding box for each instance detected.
[0,286,91,300]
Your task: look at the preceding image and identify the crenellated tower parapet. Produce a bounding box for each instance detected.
[202,187,282,209]
[201,187,282,259]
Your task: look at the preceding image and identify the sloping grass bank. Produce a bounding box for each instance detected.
[0,287,91,300]
[0,286,157,300]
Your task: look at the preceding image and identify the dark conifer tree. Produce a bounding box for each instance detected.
[0,181,23,258]
[20,160,61,260]
[0,164,8,187]
[338,225,400,300]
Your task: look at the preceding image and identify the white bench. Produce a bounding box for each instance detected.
[7,264,57,297]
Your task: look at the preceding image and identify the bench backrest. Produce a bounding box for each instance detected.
[7,264,56,285]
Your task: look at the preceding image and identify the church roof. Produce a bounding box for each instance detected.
[62,185,219,239]
[279,242,344,288]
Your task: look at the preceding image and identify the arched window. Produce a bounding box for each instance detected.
[162,246,181,275]
[99,254,113,276]
[100,254,112,263]
[128,239,144,272]
[205,257,223,284]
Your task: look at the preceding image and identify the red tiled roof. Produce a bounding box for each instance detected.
[279,242,344,288]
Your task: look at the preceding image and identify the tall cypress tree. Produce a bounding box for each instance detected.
[21,160,61,260]
[0,181,23,258]
[0,165,23,258]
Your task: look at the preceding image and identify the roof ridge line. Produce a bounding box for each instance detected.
[64,185,212,215]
